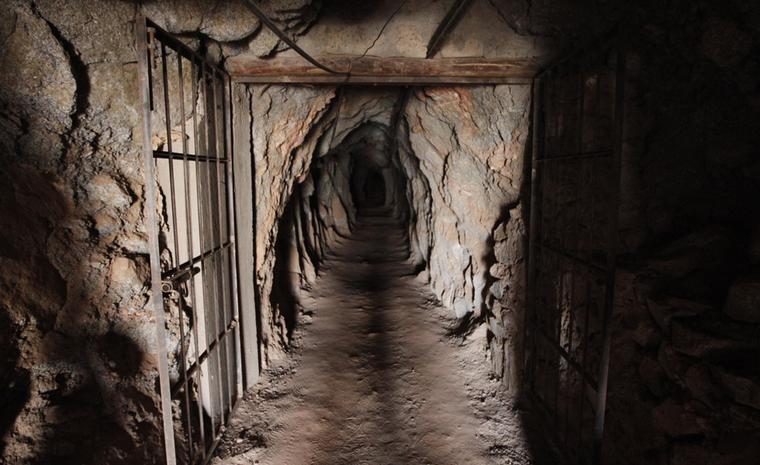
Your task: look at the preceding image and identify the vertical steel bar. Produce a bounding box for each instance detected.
[552,68,563,427]
[224,77,245,398]
[592,48,626,465]
[523,77,543,391]
[535,71,548,404]
[211,72,234,417]
[178,54,207,458]
[135,17,177,465]
[192,57,217,445]
[563,66,585,451]
[577,69,595,465]
[525,75,542,393]
[161,42,194,462]
[201,65,227,428]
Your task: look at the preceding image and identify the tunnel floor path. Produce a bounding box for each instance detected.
[213,208,554,465]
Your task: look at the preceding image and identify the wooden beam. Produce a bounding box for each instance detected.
[228,56,538,85]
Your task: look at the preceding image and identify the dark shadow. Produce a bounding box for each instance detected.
[363,169,386,208]
[310,207,417,465]
[99,330,146,379]
[271,194,301,340]
[350,164,387,210]
[0,154,176,464]
[0,303,30,458]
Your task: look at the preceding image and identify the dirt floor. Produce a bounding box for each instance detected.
[212,209,560,465]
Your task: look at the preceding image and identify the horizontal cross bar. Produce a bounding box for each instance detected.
[228,55,538,85]
[154,150,228,164]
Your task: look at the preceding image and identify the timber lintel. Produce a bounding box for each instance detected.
[228,55,539,85]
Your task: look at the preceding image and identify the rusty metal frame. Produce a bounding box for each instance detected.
[525,42,626,465]
[136,16,245,465]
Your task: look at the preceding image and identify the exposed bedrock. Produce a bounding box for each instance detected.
[244,84,531,396]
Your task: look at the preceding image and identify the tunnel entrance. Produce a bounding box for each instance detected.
[137,10,625,465]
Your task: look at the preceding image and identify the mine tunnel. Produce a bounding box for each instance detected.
[1,1,760,465]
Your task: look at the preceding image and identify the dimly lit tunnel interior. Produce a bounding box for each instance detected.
[1,1,760,465]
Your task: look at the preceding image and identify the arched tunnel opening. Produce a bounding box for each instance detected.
[2,2,760,465]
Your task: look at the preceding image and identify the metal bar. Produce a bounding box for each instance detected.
[539,149,611,162]
[533,69,553,399]
[135,17,177,465]
[240,0,346,76]
[211,74,234,418]
[225,77,245,397]
[162,242,233,279]
[542,70,559,414]
[201,65,228,428]
[537,241,606,275]
[200,395,242,465]
[196,61,219,442]
[426,0,473,58]
[592,48,626,465]
[578,126,596,463]
[552,155,563,426]
[172,317,239,398]
[178,53,208,455]
[570,65,588,463]
[147,19,225,76]
[562,67,585,449]
[160,41,195,462]
[524,74,542,390]
[534,21,628,80]
[154,150,228,163]
[534,324,597,390]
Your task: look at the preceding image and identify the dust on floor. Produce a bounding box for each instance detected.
[212,211,560,465]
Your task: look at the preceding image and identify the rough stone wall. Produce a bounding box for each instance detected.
[251,87,420,364]
[601,2,760,463]
[0,1,332,462]
[245,84,336,362]
[401,86,531,391]
[0,1,169,463]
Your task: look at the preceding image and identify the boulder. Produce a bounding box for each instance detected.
[652,399,709,437]
[671,318,759,358]
[638,357,667,397]
[713,368,760,410]
[749,224,760,265]
[646,296,711,332]
[723,276,760,323]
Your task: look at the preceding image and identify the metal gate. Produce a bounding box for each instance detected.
[524,43,626,464]
[137,17,243,465]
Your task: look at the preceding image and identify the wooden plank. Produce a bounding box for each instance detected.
[228,55,538,85]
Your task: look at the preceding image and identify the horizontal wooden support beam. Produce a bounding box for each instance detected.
[228,56,538,85]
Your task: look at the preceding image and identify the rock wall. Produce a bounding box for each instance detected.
[0,1,342,462]
[247,84,534,396]
[401,86,532,391]
[601,3,760,463]
[0,1,167,463]
[243,84,336,362]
